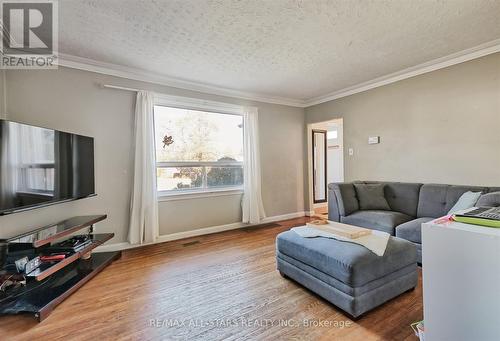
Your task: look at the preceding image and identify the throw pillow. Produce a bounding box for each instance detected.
[353,183,391,211]
[476,191,500,208]
[447,191,482,215]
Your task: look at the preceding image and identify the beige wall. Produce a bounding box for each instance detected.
[306,53,500,188]
[1,67,306,243]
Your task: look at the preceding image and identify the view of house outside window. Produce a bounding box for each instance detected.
[153,105,244,194]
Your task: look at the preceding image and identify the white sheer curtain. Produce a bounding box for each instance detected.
[128,91,159,244]
[242,106,266,224]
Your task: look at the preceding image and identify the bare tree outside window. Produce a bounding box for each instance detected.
[154,105,244,193]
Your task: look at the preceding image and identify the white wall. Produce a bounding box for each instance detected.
[1,67,306,243]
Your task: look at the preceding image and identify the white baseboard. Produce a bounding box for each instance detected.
[155,221,246,244]
[95,211,307,253]
[95,242,130,252]
[261,211,306,223]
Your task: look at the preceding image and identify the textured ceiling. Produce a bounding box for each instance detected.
[59,0,500,101]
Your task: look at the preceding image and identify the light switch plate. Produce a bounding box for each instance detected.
[348,148,354,156]
[368,136,380,144]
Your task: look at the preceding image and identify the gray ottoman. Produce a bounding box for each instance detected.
[276,230,418,318]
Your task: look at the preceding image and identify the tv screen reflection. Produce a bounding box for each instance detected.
[0,120,95,215]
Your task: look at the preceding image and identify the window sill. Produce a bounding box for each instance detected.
[158,188,244,202]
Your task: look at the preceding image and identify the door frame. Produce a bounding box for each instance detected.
[307,118,344,215]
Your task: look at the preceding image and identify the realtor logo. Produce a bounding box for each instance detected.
[0,0,58,68]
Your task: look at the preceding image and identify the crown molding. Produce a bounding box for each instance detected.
[56,53,306,107]
[304,39,500,107]
[57,39,500,109]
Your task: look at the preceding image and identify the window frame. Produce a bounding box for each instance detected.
[153,94,246,200]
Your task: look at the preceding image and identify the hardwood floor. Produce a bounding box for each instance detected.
[0,217,423,341]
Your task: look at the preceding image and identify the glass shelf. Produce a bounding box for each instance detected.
[1,215,107,248]
[25,233,114,281]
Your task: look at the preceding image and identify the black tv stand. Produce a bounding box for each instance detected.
[0,215,120,321]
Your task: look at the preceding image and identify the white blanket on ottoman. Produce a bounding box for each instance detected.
[291,225,390,256]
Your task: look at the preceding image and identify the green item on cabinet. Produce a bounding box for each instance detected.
[452,215,500,228]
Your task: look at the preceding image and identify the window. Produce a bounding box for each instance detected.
[154,104,244,196]
[327,130,338,140]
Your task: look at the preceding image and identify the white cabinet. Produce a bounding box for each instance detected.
[422,218,500,341]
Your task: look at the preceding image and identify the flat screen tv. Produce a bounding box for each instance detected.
[0,120,95,215]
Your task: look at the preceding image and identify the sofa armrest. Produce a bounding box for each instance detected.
[328,188,341,222]
[328,183,359,221]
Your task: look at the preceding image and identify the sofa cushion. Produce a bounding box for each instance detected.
[477,191,500,207]
[330,183,359,216]
[353,183,390,210]
[395,217,434,244]
[384,183,423,217]
[341,210,414,235]
[276,230,417,287]
[417,184,488,218]
[417,184,447,218]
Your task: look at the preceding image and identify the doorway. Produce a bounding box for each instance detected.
[309,118,344,218]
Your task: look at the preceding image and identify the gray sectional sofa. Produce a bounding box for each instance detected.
[328,181,500,263]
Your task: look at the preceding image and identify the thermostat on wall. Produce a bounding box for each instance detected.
[368,136,380,144]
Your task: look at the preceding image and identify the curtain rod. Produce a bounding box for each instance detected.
[100,84,141,92]
[99,83,252,114]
